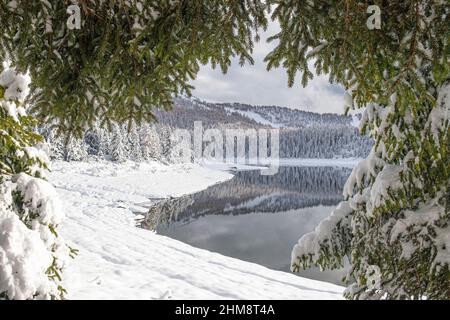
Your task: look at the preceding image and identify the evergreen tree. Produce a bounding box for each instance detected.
[0,66,73,299]
[110,124,126,163]
[0,0,267,137]
[159,125,175,163]
[96,124,111,159]
[45,129,66,161]
[266,1,449,299]
[126,124,143,162]
[84,128,101,157]
[140,123,162,161]
[64,137,88,161]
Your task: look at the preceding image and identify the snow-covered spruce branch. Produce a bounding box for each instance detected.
[266,0,450,299]
[0,66,74,300]
[292,83,450,299]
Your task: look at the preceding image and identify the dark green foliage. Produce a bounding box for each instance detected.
[0,89,46,176]
[0,0,267,137]
[1,68,73,300]
[266,0,448,110]
[267,0,449,299]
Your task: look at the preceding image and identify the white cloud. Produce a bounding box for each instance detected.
[190,21,345,114]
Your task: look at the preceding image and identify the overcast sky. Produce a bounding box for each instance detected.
[190,21,346,114]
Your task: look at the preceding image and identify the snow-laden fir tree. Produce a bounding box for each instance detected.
[0,65,74,300]
[44,129,66,161]
[95,125,112,159]
[140,123,162,161]
[84,128,102,157]
[126,124,144,162]
[266,1,449,299]
[110,124,126,163]
[64,137,88,162]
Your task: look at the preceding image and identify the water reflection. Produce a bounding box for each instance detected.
[141,166,351,285]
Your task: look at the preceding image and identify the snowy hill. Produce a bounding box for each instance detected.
[51,160,344,299]
[167,96,359,129]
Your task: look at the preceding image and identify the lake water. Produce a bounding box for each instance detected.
[141,166,351,285]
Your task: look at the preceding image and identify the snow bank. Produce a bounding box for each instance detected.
[0,214,53,300]
[50,160,344,299]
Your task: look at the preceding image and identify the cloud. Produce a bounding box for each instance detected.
[190,21,345,114]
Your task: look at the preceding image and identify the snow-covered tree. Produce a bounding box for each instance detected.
[95,125,112,159]
[84,128,101,157]
[64,137,88,162]
[0,66,73,300]
[126,124,143,162]
[45,129,66,161]
[140,124,162,161]
[159,125,177,163]
[110,125,126,163]
[266,1,449,299]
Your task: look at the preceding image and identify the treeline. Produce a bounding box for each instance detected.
[39,122,175,163]
[40,97,372,162]
[279,126,371,158]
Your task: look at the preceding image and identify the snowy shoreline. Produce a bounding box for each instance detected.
[200,157,360,172]
[51,159,344,299]
[277,157,361,168]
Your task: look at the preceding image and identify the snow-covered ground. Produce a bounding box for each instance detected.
[50,160,344,300]
[224,106,283,128]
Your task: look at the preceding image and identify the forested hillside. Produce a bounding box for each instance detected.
[41,96,372,162]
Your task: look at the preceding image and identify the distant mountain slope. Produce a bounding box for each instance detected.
[155,96,358,129]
